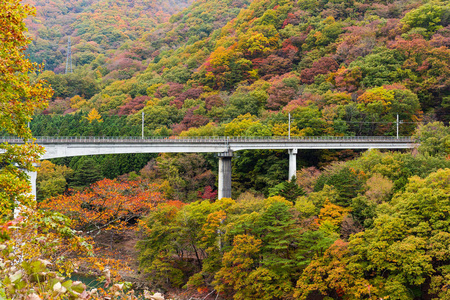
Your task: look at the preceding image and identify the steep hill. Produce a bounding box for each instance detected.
[25,0,193,72]
[29,0,450,193]
[33,0,449,131]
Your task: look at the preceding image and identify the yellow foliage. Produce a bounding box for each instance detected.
[201,210,227,245]
[324,15,336,24]
[323,90,352,106]
[144,98,160,107]
[272,123,302,136]
[204,71,217,86]
[294,196,317,218]
[200,90,220,99]
[180,122,219,137]
[146,83,163,97]
[264,195,293,208]
[248,69,259,80]
[358,86,394,107]
[298,127,316,136]
[216,197,236,210]
[365,173,394,203]
[69,95,92,111]
[318,201,350,227]
[84,108,103,123]
[209,45,235,68]
[70,95,87,109]
[38,160,72,182]
[239,32,272,55]
[223,113,259,136]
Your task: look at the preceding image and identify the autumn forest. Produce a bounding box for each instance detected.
[1,0,450,299]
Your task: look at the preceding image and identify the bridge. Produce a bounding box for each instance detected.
[1,136,416,199]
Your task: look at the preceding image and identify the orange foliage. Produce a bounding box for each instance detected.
[165,200,186,209]
[39,178,166,234]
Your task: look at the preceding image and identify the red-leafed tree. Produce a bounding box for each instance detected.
[205,94,224,110]
[154,82,184,98]
[170,87,204,108]
[172,107,210,134]
[300,56,339,84]
[117,95,149,115]
[266,74,301,109]
[256,54,293,77]
[335,24,377,64]
[39,178,166,235]
[198,186,218,201]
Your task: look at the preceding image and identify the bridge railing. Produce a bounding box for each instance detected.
[0,136,416,143]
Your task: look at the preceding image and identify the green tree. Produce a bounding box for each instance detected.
[350,195,377,228]
[348,168,450,299]
[348,47,404,88]
[232,149,288,196]
[70,157,103,188]
[255,202,299,276]
[36,160,73,201]
[269,179,305,203]
[314,165,364,207]
[214,234,263,299]
[401,2,450,36]
[137,202,186,288]
[280,179,305,203]
[224,88,268,119]
[413,121,450,157]
[298,168,450,300]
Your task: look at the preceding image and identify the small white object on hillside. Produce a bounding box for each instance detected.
[150,292,165,300]
[144,290,165,300]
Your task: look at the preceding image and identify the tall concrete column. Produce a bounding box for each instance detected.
[218,151,233,199]
[25,169,37,201]
[288,149,297,180]
[15,169,37,218]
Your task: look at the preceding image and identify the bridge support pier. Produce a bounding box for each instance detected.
[288,149,297,180]
[26,169,37,201]
[14,169,37,218]
[218,151,233,199]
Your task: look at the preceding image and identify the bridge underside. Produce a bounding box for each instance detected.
[41,142,413,160]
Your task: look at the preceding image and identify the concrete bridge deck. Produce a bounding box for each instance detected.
[0,136,415,159]
[1,136,417,199]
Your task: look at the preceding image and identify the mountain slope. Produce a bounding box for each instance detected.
[25,0,193,72]
[32,0,450,136]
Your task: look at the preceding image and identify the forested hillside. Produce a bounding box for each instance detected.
[33,0,449,131]
[29,0,450,195]
[24,0,193,72]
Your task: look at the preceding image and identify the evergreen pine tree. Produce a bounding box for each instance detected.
[280,177,305,203]
[69,157,103,188]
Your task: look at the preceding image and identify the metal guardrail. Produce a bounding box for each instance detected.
[0,136,416,143]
